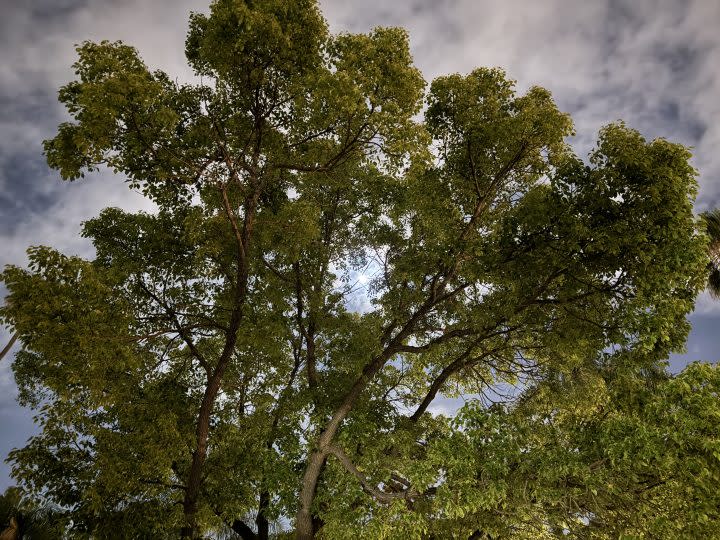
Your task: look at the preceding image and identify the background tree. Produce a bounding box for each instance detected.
[0,487,65,540]
[0,0,716,538]
[701,208,720,297]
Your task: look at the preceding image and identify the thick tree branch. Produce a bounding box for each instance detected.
[393,327,478,354]
[410,347,504,422]
[327,445,416,503]
[231,519,258,540]
[296,278,470,536]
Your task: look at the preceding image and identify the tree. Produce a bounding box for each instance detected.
[701,208,720,297]
[0,0,716,538]
[419,359,720,539]
[0,487,65,540]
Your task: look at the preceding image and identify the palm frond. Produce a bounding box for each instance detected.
[702,208,720,244]
[707,266,720,299]
[701,209,720,298]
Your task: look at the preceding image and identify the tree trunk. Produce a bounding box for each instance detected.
[180,301,245,536]
[180,370,226,538]
[296,356,391,539]
[296,450,327,540]
[257,490,270,540]
[180,184,257,536]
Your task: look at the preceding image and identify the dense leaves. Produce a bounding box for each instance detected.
[1,0,716,538]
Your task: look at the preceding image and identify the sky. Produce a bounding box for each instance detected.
[1,0,720,491]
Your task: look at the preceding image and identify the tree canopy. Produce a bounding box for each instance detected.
[1,0,719,538]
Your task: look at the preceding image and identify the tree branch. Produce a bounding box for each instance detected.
[327,445,415,504]
[220,184,248,266]
[135,278,212,377]
[293,262,317,390]
[230,520,258,540]
[393,327,478,354]
[0,332,18,362]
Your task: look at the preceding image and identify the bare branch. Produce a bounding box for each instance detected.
[393,327,478,354]
[135,278,212,377]
[0,332,18,362]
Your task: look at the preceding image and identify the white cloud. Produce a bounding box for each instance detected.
[320,0,720,205]
[0,167,155,272]
[692,290,720,316]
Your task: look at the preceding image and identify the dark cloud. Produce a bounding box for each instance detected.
[25,0,92,20]
[0,161,59,234]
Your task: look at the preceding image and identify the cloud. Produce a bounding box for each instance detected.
[0,327,33,492]
[0,0,205,270]
[321,0,720,205]
[691,290,720,316]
